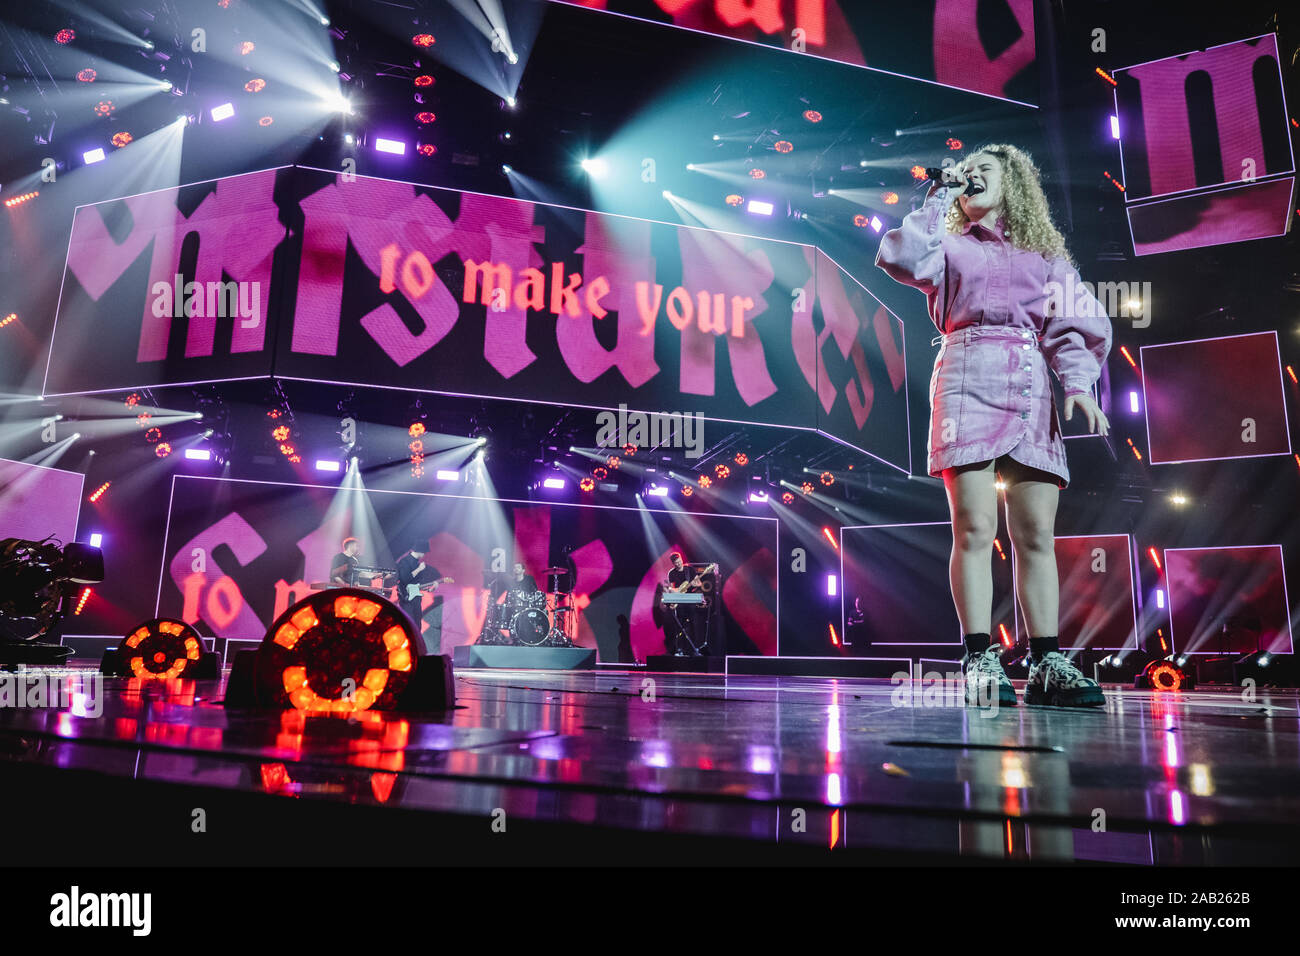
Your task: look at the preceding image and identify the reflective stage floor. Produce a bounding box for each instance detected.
[1,665,1297,864]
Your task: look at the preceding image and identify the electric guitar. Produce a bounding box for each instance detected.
[404,576,454,602]
[670,563,717,593]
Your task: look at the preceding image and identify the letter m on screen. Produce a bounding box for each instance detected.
[1114,34,1293,201]
[58,169,282,368]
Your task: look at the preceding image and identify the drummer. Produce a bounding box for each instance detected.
[489,562,538,600]
[510,562,538,594]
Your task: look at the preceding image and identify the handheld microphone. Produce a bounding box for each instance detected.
[925,167,979,196]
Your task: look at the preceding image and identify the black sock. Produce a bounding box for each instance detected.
[963,632,992,655]
[1029,636,1059,661]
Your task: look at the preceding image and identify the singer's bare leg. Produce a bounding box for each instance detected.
[942,460,998,634]
[1000,457,1060,638]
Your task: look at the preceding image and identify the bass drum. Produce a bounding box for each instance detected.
[509,607,550,646]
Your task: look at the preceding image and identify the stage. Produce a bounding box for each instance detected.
[2,663,1296,865]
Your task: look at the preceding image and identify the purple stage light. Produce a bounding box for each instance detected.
[1156,588,1165,609]
[83,148,105,165]
[542,477,566,490]
[746,199,774,216]
[647,485,668,497]
[827,574,837,597]
[375,137,406,155]
[1129,390,1140,413]
[314,459,341,472]
[435,469,459,481]
[869,215,883,232]
[88,533,103,548]
[748,490,769,503]
[211,102,235,122]
[184,448,213,461]
[1110,115,1120,139]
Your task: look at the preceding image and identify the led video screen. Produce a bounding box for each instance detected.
[555,0,1038,104]
[1165,546,1293,655]
[1126,178,1294,256]
[46,168,284,395]
[0,458,84,547]
[1114,33,1292,202]
[1114,34,1294,256]
[157,476,778,661]
[840,522,1016,651]
[1050,535,1136,651]
[46,167,910,470]
[1141,332,1290,464]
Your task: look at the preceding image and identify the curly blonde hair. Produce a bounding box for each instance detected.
[944,143,1073,266]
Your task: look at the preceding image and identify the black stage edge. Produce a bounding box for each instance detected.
[726,656,913,678]
[645,654,727,673]
[452,644,596,669]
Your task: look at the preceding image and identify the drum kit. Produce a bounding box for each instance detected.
[479,567,576,647]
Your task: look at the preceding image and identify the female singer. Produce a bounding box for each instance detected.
[876,145,1111,707]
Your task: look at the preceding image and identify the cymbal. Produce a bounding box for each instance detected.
[542,567,568,575]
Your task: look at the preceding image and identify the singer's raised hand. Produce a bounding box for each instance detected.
[940,164,967,189]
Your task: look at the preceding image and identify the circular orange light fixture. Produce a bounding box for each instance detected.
[774,140,793,153]
[853,214,870,228]
[121,618,204,680]
[414,75,434,87]
[725,194,743,206]
[412,34,435,47]
[245,78,266,92]
[800,481,814,494]
[592,467,607,481]
[259,589,419,712]
[417,143,437,156]
[714,464,730,480]
[579,477,595,492]
[94,100,114,116]
[698,475,712,488]
[415,111,436,124]
[881,191,899,205]
[803,110,822,123]
[258,115,273,126]
[781,492,795,504]
[820,471,834,486]
[681,485,693,497]
[910,165,927,180]
[946,138,962,150]
[239,41,255,55]
[156,442,172,458]
[77,69,97,82]
[734,453,749,466]
[408,422,426,438]
[749,168,766,179]
[112,131,133,148]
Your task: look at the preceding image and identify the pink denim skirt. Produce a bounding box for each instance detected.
[927,326,1069,487]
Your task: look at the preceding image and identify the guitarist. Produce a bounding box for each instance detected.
[395,543,450,644]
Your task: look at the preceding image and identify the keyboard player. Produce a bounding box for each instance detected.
[663,552,713,656]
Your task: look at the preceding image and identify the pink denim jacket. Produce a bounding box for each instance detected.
[875,184,1112,484]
